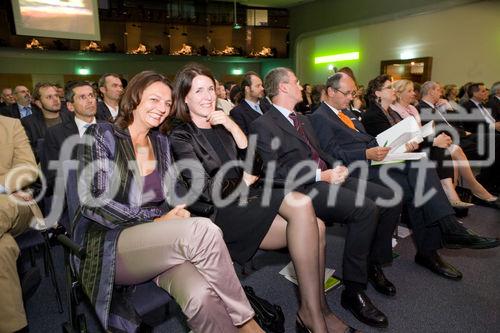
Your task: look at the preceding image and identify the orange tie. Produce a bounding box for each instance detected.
[338,111,356,130]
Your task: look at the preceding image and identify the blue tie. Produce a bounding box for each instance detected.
[20,106,32,118]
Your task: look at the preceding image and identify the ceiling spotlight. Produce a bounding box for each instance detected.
[233,0,241,30]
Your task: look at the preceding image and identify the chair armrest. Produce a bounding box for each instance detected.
[57,234,86,259]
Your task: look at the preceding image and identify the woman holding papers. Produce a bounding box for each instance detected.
[169,63,356,333]
[362,75,472,209]
[391,79,498,208]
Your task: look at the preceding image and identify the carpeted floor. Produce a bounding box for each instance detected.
[24,205,499,332]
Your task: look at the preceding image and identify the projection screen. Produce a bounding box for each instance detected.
[11,0,101,40]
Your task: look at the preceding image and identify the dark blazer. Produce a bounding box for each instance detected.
[170,122,250,204]
[74,123,173,331]
[1,103,23,119]
[487,96,500,121]
[361,103,399,137]
[309,102,377,165]
[416,100,468,138]
[96,101,114,122]
[42,118,79,196]
[460,99,492,134]
[229,100,264,135]
[249,105,336,186]
[21,106,72,160]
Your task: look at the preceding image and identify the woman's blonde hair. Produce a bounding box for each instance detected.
[392,79,413,102]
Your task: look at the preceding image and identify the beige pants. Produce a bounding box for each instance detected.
[0,194,33,333]
[115,217,254,333]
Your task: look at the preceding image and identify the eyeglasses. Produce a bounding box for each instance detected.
[334,88,357,98]
[381,85,394,90]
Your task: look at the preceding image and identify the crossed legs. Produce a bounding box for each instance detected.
[115,217,258,333]
[260,191,349,332]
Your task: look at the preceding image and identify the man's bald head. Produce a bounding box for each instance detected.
[13,85,31,106]
[324,72,357,110]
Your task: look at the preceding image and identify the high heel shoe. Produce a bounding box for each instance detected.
[296,313,312,333]
[472,194,500,210]
[297,313,359,333]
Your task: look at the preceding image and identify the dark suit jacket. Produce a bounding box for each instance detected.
[487,96,500,120]
[416,100,468,138]
[1,103,22,119]
[309,102,377,166]
[361,103,398,137]
[486,96,500,121]
[249,106,336,187]
[170,122,247,203]
[21,106,72,160]
[96,101,114,122]
[229,100,264,135]
[42,118,80,195]
[460,99,492,134]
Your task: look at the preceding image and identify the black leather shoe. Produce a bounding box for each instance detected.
[442,229,500,249]
[415,252,462,280]
[368,265,396,297]
[472,195,500,210]
[341,290,388,328]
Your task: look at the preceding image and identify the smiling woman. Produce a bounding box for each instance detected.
[71,70,264,332]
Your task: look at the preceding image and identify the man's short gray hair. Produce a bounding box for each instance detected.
[264,67,292,100]
[420,81,437,97]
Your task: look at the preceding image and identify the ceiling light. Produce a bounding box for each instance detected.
[314,52,360,64]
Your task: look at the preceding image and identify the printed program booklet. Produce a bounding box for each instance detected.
[279,261,342,292]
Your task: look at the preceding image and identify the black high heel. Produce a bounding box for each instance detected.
[296,313,312,333]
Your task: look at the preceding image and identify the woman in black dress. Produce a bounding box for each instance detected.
[168,63,356,333]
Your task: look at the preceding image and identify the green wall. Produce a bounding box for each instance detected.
[0,48,291,86]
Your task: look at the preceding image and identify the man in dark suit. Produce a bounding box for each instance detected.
[418,81,500,195]
[43,81,97,197]
[458,83,500,192]
[487,81,500,121]
[20,83,72,161]
[310,73,498,279]
[250,68,402,328]
[461,82,500,133]
[3,85,32,119]
[230,71,268,135]
[0,87,15,108]
[96,73,123,122]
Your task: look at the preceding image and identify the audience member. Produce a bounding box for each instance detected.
[20,83,71,160]
[393,80,498,208]
[250,67,403,329]
[170,63,353,333]
[0,87,15,108]
[462,82,500,132]
[230,71,267,135]
[360,74,498,244]
[215,79,233,114]
[42,81,97,196]
[487,81,500,120]
[224,81,237,103]
[96,73,123,122]
[3,85,33,119]
[310,84,326,112]
[74,70,263,333]
[0,115,42,332]
[295,83,313,114]
[229,84,242,105]
[458,82,472,104]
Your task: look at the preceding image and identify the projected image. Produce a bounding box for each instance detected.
[19,0,94,33]
[12,0,100,40]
